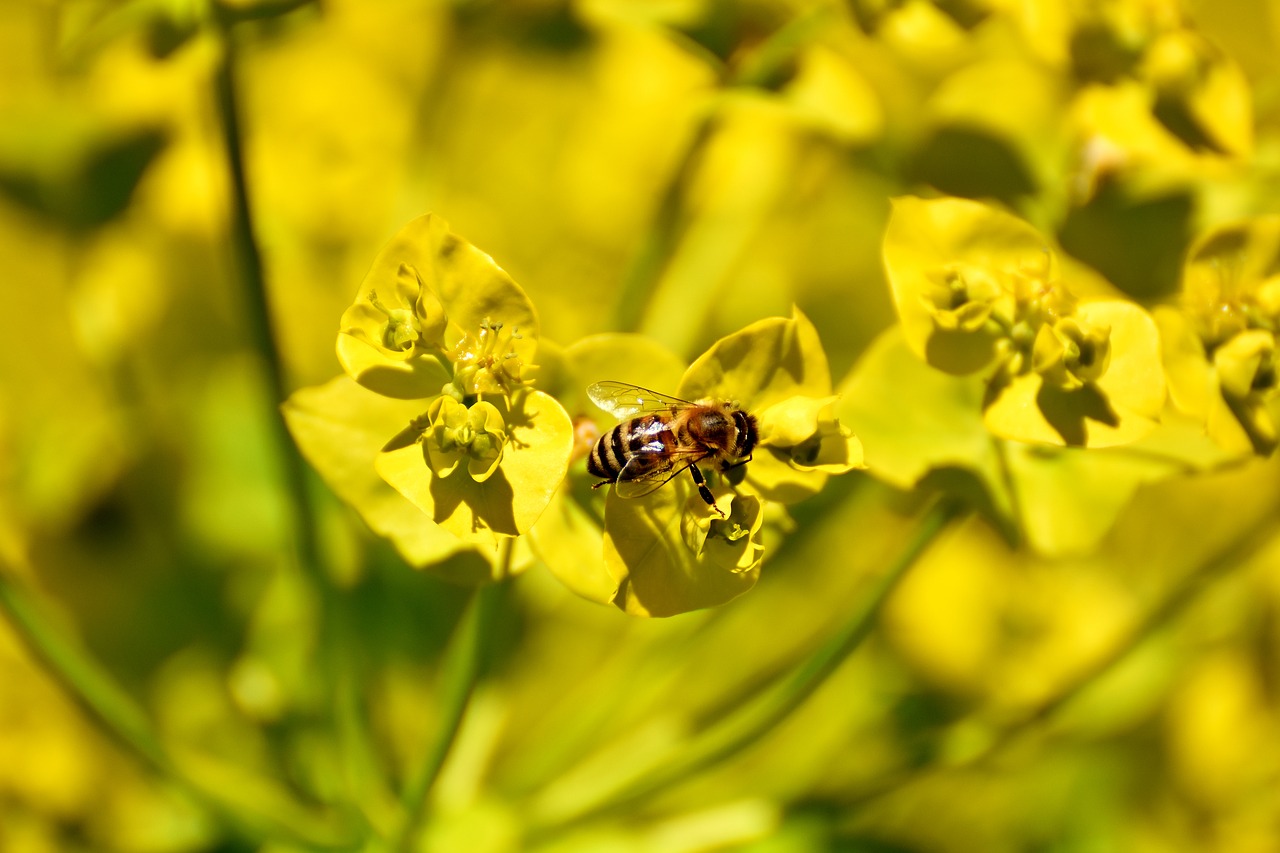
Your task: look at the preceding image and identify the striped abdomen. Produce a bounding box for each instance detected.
[587,414,680,481]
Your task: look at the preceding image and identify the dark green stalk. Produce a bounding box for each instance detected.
[0,573,170,770]
[838,497,1280,811]
[730,6,832,89]
[212,26,318,572]
[394,554,510,851]
[994,503,1280,742]
[610,114,716,333]
[610,6,828,334]
[0,570,354,849]
[213,16,387,835]
[529,498,962,837]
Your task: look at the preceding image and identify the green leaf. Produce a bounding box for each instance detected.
[1057,179,1194,302]
[376,390,573,546]
[911,59,1067,205]
[781,43,883,145]
[281,377,487,573]
[1145,31,1252,156]
[1002,439,1190,557]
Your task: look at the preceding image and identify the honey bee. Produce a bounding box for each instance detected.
[586,381,758,516]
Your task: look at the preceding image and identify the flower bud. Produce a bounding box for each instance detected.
[1214,330,1277,401]
[424,397,507,482]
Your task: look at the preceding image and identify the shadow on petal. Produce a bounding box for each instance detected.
[1036,382,1119,447]
[925,327,1000,375]
[428,467,520,537]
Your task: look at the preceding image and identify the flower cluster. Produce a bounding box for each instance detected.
[885,196,1165,448]
[854,198,1280,560]
[1158,218,1280,455]
[285,216,573,575]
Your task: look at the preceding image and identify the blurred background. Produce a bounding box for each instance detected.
[3,0,1280,850]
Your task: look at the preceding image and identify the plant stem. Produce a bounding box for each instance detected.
[214,17,389,835]
[212,21,321,584]
[838,496,1280,811]
[530,497,962,837]
[393,547,509,851]
[609,5,830,336]
[611,113,716,333]
[0,573,170,770]
[993,502,1280,742]
[0,570,354,849]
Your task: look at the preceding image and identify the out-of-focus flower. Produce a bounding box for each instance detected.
[885,195,1165,448]
[1157,218,1280,455]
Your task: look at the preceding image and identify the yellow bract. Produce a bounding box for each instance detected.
[984,300,1165,448]
[526,333,686,608]
[603,484,763,618]
[886,195,1165,448]
[377,390,573,547]
[423,397,507,483]
[282,377,487,574]
[337,215,537,401]
[1161,218,1280,455]
[286,215,573,569]
[681,307,866,503]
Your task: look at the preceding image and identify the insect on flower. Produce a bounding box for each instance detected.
[586,381,758,517]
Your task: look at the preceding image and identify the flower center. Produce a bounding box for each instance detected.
[451,318,530,399]
[368,290,421,352]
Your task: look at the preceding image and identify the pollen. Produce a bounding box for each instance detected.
[451,318,532,399]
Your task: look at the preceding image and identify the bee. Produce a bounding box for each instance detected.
[586,380,758,516]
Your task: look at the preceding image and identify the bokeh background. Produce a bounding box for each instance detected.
[3,0,1280,851]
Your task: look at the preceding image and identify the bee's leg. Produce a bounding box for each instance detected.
[720,452,753,473]
[590,480,612,490]
[687,465,726,517]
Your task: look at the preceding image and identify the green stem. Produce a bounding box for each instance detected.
[212,23,317,568]
[530,497,962,837]
[0,571,354,849]
[394,546,511,851]
[611,113,717,333]
[990,436,1025,538]
[995,502,1280,741]
[839,498,1280,811]
[610,6,830,337]
[729,6,831,89]
[0,573,169,770]
[214,17,388,836]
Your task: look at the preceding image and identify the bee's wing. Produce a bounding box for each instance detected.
[613,443,710,499]
[587,381,694,419]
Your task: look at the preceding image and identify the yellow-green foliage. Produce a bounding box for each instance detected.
[2,1,1280,852]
